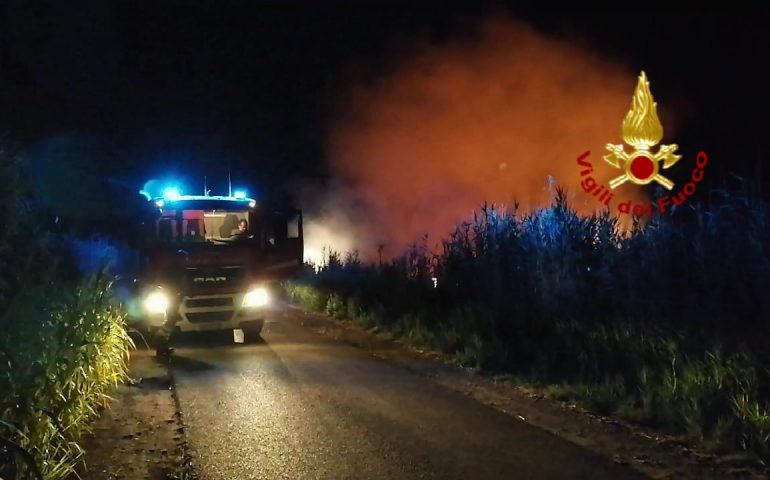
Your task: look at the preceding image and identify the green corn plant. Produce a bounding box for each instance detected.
[1,272,133,480]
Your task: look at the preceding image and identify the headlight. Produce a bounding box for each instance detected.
[144,290,169,314]
[242,287,269,308]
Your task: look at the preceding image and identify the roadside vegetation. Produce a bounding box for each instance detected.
[289,187,770,468]
[0,151,134,479]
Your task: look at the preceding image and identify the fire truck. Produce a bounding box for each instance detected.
[128,188,303,345]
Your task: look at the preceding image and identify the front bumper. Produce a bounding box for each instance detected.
[146,292,279,332]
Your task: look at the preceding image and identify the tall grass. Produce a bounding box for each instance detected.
[0,149,134,479]
[290,187,770,467]
[0,274,134,480]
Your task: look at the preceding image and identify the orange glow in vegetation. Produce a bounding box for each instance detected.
[316,14,670,259]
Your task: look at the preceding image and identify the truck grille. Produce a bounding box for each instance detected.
[185,266,246,291]
[185,297,233,308]
[186,311,234,323]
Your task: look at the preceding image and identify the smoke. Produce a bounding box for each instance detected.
[297,180,362,266]
[308,14,667,262]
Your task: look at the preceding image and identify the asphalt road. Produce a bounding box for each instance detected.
[170,306,646,480]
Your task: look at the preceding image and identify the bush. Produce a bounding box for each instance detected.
[0,149,134,479]
[0,273,133,480]
[292,187,770,466]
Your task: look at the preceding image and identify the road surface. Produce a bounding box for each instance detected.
[170,306,646,480]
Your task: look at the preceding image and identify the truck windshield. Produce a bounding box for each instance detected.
[155,209,251,244]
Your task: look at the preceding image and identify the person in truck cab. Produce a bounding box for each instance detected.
[226,218,250,241]
[236,219,248,235]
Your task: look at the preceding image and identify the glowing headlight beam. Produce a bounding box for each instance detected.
[144,290,169,314]
[242,287,270,308]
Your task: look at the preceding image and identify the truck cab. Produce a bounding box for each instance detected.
[133,193,302,341]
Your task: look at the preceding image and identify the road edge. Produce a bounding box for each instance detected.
[286,305,767,480]
[73,347,200,480]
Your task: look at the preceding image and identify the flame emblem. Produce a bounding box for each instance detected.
[604,71,681,189]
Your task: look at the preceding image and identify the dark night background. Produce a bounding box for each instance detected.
[1,1,769,225]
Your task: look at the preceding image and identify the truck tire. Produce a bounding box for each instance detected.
[241,320,264,344]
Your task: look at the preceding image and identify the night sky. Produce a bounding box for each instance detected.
[1,2,769,220]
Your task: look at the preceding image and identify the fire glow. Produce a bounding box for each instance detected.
[309,14,667,260]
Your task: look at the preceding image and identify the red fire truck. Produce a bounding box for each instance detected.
[130,189,303,346]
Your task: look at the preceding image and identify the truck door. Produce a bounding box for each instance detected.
[261,209,303,278]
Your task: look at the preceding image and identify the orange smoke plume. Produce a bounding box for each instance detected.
[316,14,666,260]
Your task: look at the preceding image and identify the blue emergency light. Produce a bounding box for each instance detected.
[163,187,181,200]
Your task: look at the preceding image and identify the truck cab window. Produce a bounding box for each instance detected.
[287,214,301,239]
[158,218,176,242]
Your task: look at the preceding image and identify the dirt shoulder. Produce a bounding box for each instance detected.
[73,345,195,480]
[287,305,767,480]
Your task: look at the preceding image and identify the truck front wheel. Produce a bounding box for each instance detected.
[241,320,264,344]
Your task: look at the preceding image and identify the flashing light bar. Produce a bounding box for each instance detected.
[150,194,257,206]
[163,187,181,200]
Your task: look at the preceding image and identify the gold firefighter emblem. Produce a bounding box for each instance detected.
[604,71,681,190]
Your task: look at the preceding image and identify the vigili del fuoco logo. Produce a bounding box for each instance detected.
[576,71,709,216]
